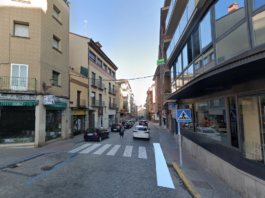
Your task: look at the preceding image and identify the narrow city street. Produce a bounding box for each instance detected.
[0,122,191,198]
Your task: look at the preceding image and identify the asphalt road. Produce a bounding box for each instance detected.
[0,122,191,198]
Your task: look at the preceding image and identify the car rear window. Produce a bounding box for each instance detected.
[112,124,118,126]
[136,127,147,131]
[86,128,96,133]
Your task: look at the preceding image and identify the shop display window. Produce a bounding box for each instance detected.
[196,98,228,144]
[46,110,62,141]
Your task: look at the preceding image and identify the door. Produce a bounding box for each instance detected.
[99,76,102,88]
[11,64,28,91]
[99,94,102,106]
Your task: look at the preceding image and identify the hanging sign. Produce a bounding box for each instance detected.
[43,95,55,105]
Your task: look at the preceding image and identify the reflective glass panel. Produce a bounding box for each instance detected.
[196,99,227,144]
[200,11,212,49]
[203,48,215,72]
[183,64,194,85]
[180,104,194,132]
[216,22,249,64]
[176,75,183,90]
[182,44,188,69]
[187,37,193,64]
[171,81,176,93]
[194,56,203,77]
[193,27,200,58]
[171,65,174,83]
[228,96,239,148]
[253,10,265,46]
[179,8,188,35]
[187,0,196,20]
[176,54,182,76]
[253,0,265,10]
[215,0,245,38]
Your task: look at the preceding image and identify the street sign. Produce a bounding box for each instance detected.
[230,109,237,123]
[177,110,191,122]
[168,103,176,110]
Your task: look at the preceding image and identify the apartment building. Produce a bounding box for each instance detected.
[0,0,70,147]
[115,80,133,122]
[69,33,118,129]
[146,84,159,123]
[137,106,146,119]
[69,69,89,136]
[163,0,265,195]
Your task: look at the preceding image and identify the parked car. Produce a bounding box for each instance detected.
[139,120,148,127]
[111,124,122,132]
[128,120,134,126]
[133,125,150,140]
[84,128,109,142]
[124,122,131,129]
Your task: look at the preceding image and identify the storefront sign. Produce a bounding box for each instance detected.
[98,108,103,115]
[44,95,55,105]
[0,94,36,100]
[168,103,177,110]
[12,102,23,106]
[55,97,66,103]
[0,100,38,107]
[73,110,87,115]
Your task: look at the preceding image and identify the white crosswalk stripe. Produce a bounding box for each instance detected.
[93,144,112,155]
[106,145,121,156]
[68,144,91,153]
[123,145,133,157]
[138,146,147,159]
[80,144,101,154]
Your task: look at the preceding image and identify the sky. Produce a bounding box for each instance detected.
[70,0,162,106]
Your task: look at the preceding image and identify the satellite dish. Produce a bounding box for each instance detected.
[91,93,95,97]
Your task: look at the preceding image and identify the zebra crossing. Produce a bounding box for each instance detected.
[68,143,148,159]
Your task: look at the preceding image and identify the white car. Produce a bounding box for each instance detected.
[133,125,150,140]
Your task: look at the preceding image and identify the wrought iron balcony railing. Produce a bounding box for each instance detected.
[109,103,117,109]
[108,88,116,95]
[91,79,97,87]
[76,99,86,107]
[0,76,36,92]
[97,81,105,90]
[91,99,105,107]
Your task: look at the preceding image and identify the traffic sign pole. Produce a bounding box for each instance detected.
[178,122,182,168]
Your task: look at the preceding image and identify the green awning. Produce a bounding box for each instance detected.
[46,102,67,108]
[0,100,38,107]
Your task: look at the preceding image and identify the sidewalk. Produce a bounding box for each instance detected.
[151,122,241,198]
[0,135,84,168]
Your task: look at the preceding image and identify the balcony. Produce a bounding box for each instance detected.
[76,99,86,108]
[91,79,97,87]
[97,81,105,90]
[91,99,105,107]
[108,88,116,95]
[0,76,36,92]
[109,103,117,109]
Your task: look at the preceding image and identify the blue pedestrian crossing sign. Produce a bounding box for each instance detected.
[177,110,191,122]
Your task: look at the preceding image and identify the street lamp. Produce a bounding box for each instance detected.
[42,77,56,91]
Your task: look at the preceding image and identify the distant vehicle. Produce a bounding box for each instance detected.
[133,125,150,140]
[111,124,122,132]
[139,120,148,127]
[124,122,131,129]
[84,128,109,142]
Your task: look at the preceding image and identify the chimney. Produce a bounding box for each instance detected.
[228,2,238,13]
[95,42,102,49]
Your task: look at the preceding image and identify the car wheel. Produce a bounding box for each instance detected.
[98,137,102,142]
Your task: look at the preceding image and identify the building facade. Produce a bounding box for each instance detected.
[0,0,70,148]
[69,33,118,129]
[163,0,265,196]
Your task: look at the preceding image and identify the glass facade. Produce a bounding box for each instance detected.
[215,0,245,38]
[193,27,200,58]
[171,66,174,83]
[203,48,215,72]
[179,8,188,34]
[228,97,239,148]
[182,44,188,69]
[176,75,183,90]
[200,11,212,49]
[183,64,194,85]
[216,22,249,64]
[252,10,265,46]
[253,0,265,10]
[176,54,182,77]
[194,56,203,77]
[196,99,227,144]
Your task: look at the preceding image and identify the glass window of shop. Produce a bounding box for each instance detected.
[187,37,193,64]
[216,22,250,64]
[179,104,194,132]
[215,0,245,38]
[193,27,200,58]
[228,97,239,148]
[203,48,215,72]
[252,0,265,10]
[252,10,265,46]
[183,64,194,85]
[196,99,228,144]
[238,96,265,164]
[176,54,182,77]
[200,11,212,49]
[46,110,62,141]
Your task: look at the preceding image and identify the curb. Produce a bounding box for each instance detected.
[172,162,201,198]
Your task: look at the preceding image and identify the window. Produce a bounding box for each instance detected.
[97,58,102,67]
[109,83,111,91]
[196,98,227,144]
[91,92,95,106]
[193,27,200,58]
[89,52,95,62]
[14,23,29,37]
[103,64,107,70]
[187,37,193,64]
[203,57,208,65]
[215,0,245,38]
[187,0,195,20]
[108,68,111,74]
[170,66,174,83]
[203,48,215,72]
[92,72,96,86]
[176,75,183,90]
[179,8,188,35]
[11,64,28,91]
[53,71,60,85]
[99,94,102,102]
[210,53,214,61]
[112,72,115,77]
[46,110,62,136]
[53,36,60,50]
[112,85,115,93]
[200,11,212,49]
[194,56,203,77]
[53,5,60,20]
[176,54,182,77]
[228,97,238,148]
[183,64,194,85]
[77,91,81,106]
[252,10,265,46]
[253,0,265,10]
[182,44,188,69]
[109,97,111,105]
[216,22,249,64]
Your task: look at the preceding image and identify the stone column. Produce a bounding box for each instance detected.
[35,95,46,147]
[61,100,70,140]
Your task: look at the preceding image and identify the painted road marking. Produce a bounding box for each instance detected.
[68,144,91,153]
[138,146,147,159]
[123,145,133,157]
[80,144,101,154]
[106,145,121,156]
[93,144,112,155]
[153,143,175,189]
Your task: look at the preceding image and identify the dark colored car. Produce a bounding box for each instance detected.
[84,128,109,142]
[124,122,131,129]
[139,120,148,127]
[111,124,122,132]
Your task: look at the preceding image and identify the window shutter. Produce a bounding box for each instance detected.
[14,24,29,37]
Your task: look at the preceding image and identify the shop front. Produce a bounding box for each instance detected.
[0,95,38,144]
[72,109,87,136]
